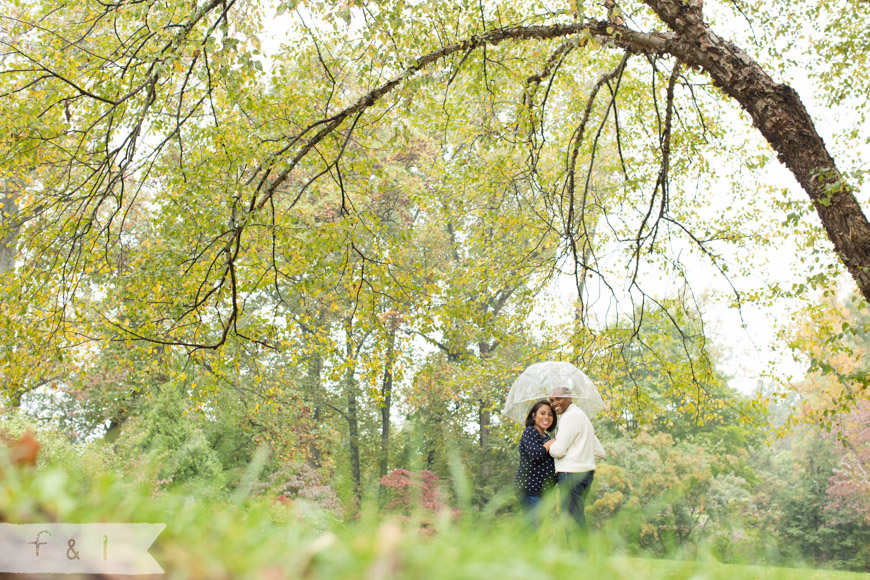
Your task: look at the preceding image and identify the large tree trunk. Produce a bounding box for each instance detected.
[304,351,323,468]
[478,400,492,477]
[344,332,362,501]
[378,328,396,480]
[377,328,396,506]
[477,341,495,477]
[347,383,361,499]
[0,180,19,275]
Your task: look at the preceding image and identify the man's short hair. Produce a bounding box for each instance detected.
[549,386,573,397]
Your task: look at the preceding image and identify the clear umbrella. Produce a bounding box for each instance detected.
[502,360,605,423]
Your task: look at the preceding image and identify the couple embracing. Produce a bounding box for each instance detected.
[514,386,605,532]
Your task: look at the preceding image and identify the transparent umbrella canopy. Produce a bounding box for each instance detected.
[502,361,605,423]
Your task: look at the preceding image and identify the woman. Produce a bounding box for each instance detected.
[514,400,557,511]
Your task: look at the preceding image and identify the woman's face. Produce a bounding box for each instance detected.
[534,405,554,431]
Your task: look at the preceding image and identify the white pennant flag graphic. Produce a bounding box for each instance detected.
[0,523,165,575]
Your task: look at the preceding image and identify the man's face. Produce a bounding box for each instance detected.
[549,395,571,415]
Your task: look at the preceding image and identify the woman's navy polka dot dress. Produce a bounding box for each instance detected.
[514,426,556,494]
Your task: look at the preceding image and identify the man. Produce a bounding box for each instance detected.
[543,387,605,532]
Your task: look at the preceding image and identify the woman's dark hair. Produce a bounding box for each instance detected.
[525,401,557,433]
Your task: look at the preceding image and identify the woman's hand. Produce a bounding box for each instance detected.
[542,439,554,451]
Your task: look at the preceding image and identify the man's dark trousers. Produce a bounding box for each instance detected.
[557,471,594,530]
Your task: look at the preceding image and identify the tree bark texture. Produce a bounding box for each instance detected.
[0,181,19,275]
[377,329,396,506]
[477,341,495,477]
[347,385,361,500]
[344,335,362,500]
[379,329,396,482]
[305,352,324,469]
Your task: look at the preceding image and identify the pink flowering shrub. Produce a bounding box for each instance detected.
[379,469,448,517]
[823,401,870,525]
[251,461,343,516]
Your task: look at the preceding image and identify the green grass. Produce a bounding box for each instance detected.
[2,456,868,580]
[611,557,870,580]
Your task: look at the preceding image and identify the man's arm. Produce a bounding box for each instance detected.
[548,411,579,459]
[593,435,606,462]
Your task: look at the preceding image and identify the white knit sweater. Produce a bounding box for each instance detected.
[547,403,604,473]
